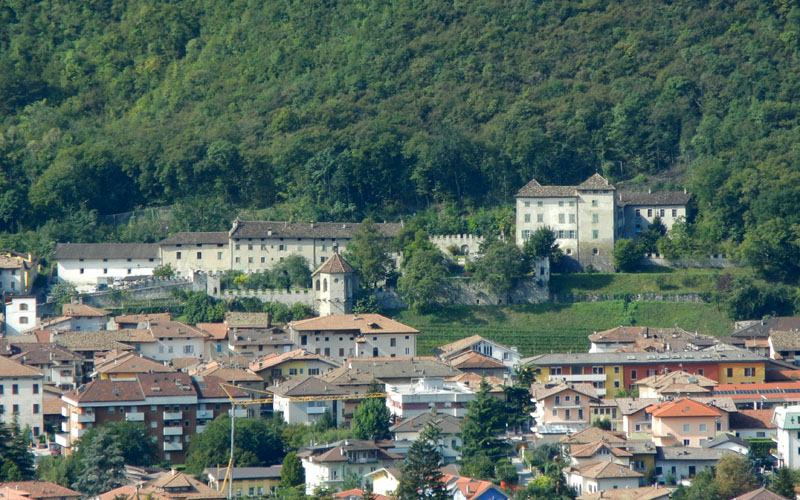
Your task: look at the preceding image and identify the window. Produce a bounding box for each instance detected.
[551,367,562,375]
[592,248,599,255]
[744,367,755,377]
[19,303,27,311]
[217,252,223,260]
[699,423,707,432]
[565,409,571,419]
[176,252,182,259]
[537,201,543,207]
[566,248,572,255]
[660,209,665,217]
[12,384,18,395]
[631,370,637,380]
[289,368,297,376]
[235,257,240,263]
[683,439,691,446]
[688,465,696,477]
[183,345,194,354]
[324,348,330,357]
[614,366,620,374]
[524,214,531,222]
[373,347,379,356]
[32,384,38,394]
[279,245,285,251]
[575,396,581,404]
[261,257,265,263]
[537,213,543,222]
[248,244,253,251]
[635,209,641,217]
[592,366,604,374]
[103,268,108,274]
[726,368,733,377]
[248,257,253,263]
[569,214,576,223]
[558,201,564,207]
[524,201,530,207]
[196,252,202,259]
[558,214,565,224]
[614,380,620,388]
[552,409,557,417]
[569,201,575,207]
[33,404,39,414]
[19,317,28,324]
[647,209,653,217]
[672,209,678,217]
[592,213,599,223]
[592,230,599,239]
[12,404,18,414]
[591,199,598,207]
[405,348,410,355]
[235,244,240,250]
[390,338,396,347]
[521,230,531,239]
[698,369,704,376]
[79,268,84,274]
[683,423,691,432]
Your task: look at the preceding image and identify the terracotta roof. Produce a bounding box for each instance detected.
[578,173,616,190]
[614,398,659,416]
[447,351,505,370]
[225,312,271,329]
[647,398,723,418]
[434,335,513,359]
[566,460,641,479]
[204,466,282,481]
[635,370,718,390]
[0,256,25,270]
[312,253,355,276]
[445,373,506,393]
[53,330,153,351]
[345,358,460,380]
[148,321,208,339]
[733,488,791,500]
[443,475,503,500]
[559,427,627,444]
[169,358,202,370]
[515,179,577,198]
[229,220,403,239]
[730,410,776,430]
[733,317,800,339]
[93,352,175,375]
[570,441,632,458]
[191,362,262,383]
[588,326,647,344]
[53,243,159,260]
[390,412,463,434]
[533,382,599,401]
[305,440,402,463]
[0,482,80,500]
[271,376,349,398]
[616,190,692,207]
[97,471,225,500]
[0,356,43,377]
[770,330,800,352]
[159,232,229,245]
[10,344,82,365]
[317,366,380,386]
[42,398,65,416]
[65,380,144,404]
[577,486,672,500]
[196,323,227,340]
[114,313,171,325]
[62,304,110,317]
[334,489,391,500]
[249,349,340,373]
[193,375,249,399]
[292,314,419,334]
[228,330,292,347]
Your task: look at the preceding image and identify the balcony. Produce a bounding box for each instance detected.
[228,408,247,418]
[163,441,183,452]
[54,434,70,447]
[61,407,69,418]
[548,374,606,383]
[196,425,207,434]
[307,406,328,415]
[196,409,214,419]
[163,427,183,436]
[71,411,95,423]
[60,422,69,432]
[125,412,145,422]
[70,427,87,439]
[163,411,182,420]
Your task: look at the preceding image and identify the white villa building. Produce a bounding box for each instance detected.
[4,295,36,335]
[385,378,475,419]
[54,243,158,285]
[0,356,44,437]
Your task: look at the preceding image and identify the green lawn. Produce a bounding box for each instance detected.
[550,268,745,296]
[393,301,733,356]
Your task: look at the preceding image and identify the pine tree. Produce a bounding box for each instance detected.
[71,429,126,496]
[396,424,447,500]
[460,380,508,480]
[352,381,392,441]
[6,415,33,478]
[280,451,305,488]
[771,467,796,499]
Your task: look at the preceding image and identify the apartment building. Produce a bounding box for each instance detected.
[434,335,520,371]
[54,243,158,285]
[299,440,403,494]
[58,373,249,463]
[772,405,800,468]
[271,376,348,425]
[647,398,727,447]
[0,356,44,436]
[385,378,474,419]
[288,314,418,363]
[10,344,83,390]
[532,383,601,435]
[139,320,209,362]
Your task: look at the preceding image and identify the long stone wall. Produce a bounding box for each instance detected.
[642,254,735,269]
[429,234,484,257]
[216,288,314,306]
[552,292,706,303]
[375,276,550,309]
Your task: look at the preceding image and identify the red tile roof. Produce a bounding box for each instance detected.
[647,398,722,418]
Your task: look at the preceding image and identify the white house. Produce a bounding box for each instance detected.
[300,440,403,494]
[654,447,732,484]
[0,250,37,294]
[772,406,800,468]
[272,376,348,426]
[4,295,36,335]
[54,243,159,286]
[0,356,44,437]
[138,320,209,362]
[564,461,642,495]
[385,378,475,419]
[390,412,463,463]
[434,335,520,372]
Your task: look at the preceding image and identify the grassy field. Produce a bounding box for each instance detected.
[393,301,733,357]
[550,268,744,296]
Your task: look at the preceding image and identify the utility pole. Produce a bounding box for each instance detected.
[228,404,235,500]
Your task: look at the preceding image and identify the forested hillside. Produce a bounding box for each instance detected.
[2,0,800,263]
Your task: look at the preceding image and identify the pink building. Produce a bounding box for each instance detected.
[647,398,727,447]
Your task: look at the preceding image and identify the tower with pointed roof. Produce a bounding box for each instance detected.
[312,252,357,316]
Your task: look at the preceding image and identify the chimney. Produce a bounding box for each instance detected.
[648,188,652,194]
[171,468,177,476]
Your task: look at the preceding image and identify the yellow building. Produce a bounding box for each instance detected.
[205,466,282,497]
[249,349,340,386]
[0,250,38,294]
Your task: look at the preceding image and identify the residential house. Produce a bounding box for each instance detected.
[271,376,348,426]
[50,330,153,376]
[443,474,510,500]
[225,312,272,331]
[298,439,403,494]
[577,486,672,500]
[318,366,383,425]
[654,447,733,484]
[434,335,520,372]
[731,487,792,500]
[159,232,230,276]
[616,398,659,439]
[568,441,632,467]
[532,383,601,435]
[227,220,402,272]
[588,327,649,353]
[444,352,508,379]
[588,326,719,354]
[772,405,800,468]
[250,349,340,387]
[769,330,800,364]
[390,412,463,463]
[385,378,474,419]
[205,466,282,497]
[733,317,800,343]
[445,373,507,402]
[227,329,293,358]
[92,350,175,380]
[564,461,642,495]
[729,409,775,439]
[54,243,159,285]
[196,323,229,357]
[111,313,171,330]
[10,344,83,390]
[635,370,718,399]
[0,356,44,437]
[96,469,226,500]
[589,399,621,431]
[0,250,37,294]
[343,358,461,385]
[616,190,692,239]
[0,481,80,500]
[39,304,111,332]
[701,433,750,455]
[140,320,209,362]
[647,398,726,447]
[515,173,618,270]
[365,468,401,497]
[528,348,767,393]
[335,489,391,500]
[559,427,628,447]
[190,360,263,391]
[4,296,37,335]
[58,373,250,463]
[288,314,419,362]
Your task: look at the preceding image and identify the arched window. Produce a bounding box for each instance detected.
[315,279,320,291]
[323,279,328,292]
[19,303,28,311]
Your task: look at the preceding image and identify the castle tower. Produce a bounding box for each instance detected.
[312,252,357,317]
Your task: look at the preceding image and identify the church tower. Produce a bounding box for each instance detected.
[312,252,357,317]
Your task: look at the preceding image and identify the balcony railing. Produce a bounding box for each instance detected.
[54,434,70,447]
[125,412,145,422]
[228,409,247,418]
[307,406,328,414]
[196,409,214,419]
[71,412,95,423]
[163,411,182,420]
[196,425,207,434]
[163,442,183,451]
[163,427,183,436]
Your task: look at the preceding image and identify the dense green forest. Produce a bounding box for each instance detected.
[2,0,800,270]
